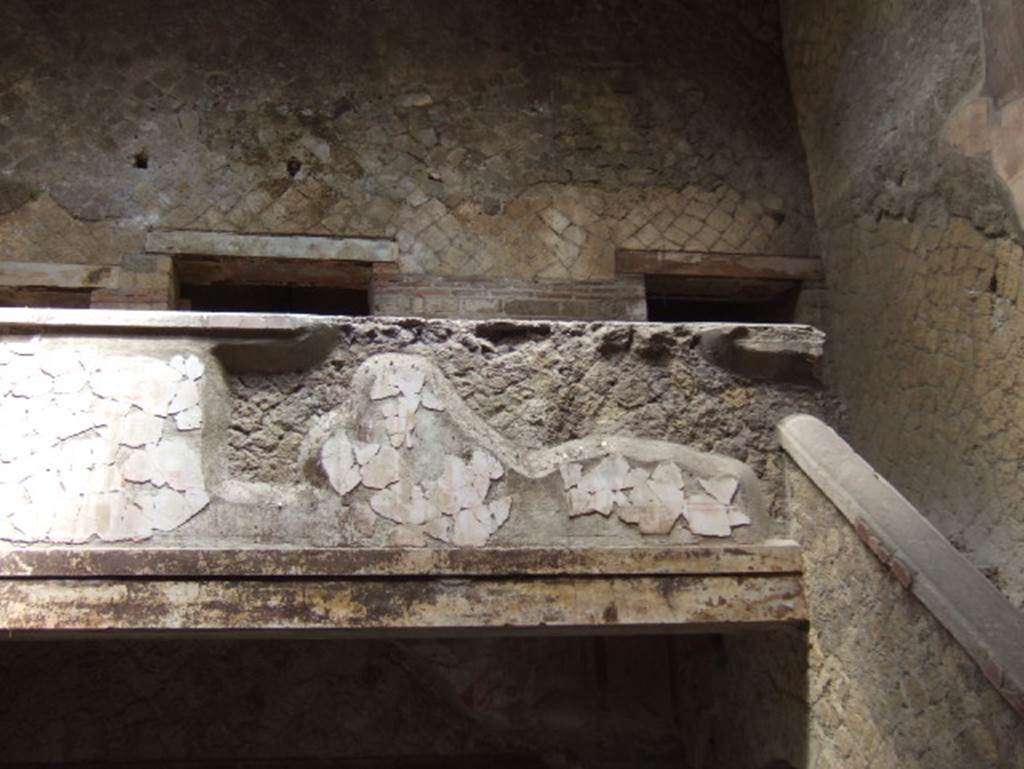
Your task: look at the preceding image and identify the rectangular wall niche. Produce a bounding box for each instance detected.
[147,230,398,316]
[645,274,800,323]
[175,255,371,315]
[0,286,93,309]
[616,249,823,323]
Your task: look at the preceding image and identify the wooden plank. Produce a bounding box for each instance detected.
[616,249,822,281]
[147,230,397,263]
[0,573,806,636]
[0,543,802,579]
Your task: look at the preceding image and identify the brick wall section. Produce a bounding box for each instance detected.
[372,274,647,321]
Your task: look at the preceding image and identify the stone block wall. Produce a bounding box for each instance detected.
[782,0,1024,607]
[0,0,815,319]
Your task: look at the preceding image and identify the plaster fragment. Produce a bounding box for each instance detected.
[388,525,427,547]
[700,476,739,505]
[112,410,165,447]
[560,462,583,490]
[452,506,492,547]
[349,503,378,537]
[321,433,361,496]
[174,406,203,431]
[423,516,451,542]
[471,449,504,481]
[184,356,205,381]
[353,440,380,466]
[370,478,436,525]
[7,359,52,398]
[727,507,751,527]
[370,375,398,401]
[171,354,205,381]
[684,493,733,537]
[168,379,200,414]
[89,358,179,415]
[420,386,445,411]
[360,444,402,489]
[393,365,426,397]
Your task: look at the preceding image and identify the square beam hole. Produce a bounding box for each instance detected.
[645,275,800,323]
[175,255,371,316]
[0,287,93,309]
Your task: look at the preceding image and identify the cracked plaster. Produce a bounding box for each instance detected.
[0,346,209,542]
[313,353,760,547]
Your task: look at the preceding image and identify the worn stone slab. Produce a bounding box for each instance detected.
[0,261,120,288]
[779,413,1024,720]
[146,230,398,263]
[0,543,802,578]
[615,249,823,281]
[0,573,806,636]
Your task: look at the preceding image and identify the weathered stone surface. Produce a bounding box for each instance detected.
[784,0,1024,607]
[308,353,765,547]
[777,455,1024,768]
[0,0,813,311]
[779,414,1024,722]
[146,230,398,263]
[0,573,805,634]
[0,313,832,549]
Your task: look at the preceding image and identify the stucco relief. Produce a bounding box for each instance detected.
[0,345,209,542]
[313,354,762,547]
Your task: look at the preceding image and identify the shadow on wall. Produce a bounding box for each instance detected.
[0,633,809,769]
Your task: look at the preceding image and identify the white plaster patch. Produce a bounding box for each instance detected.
[684,493,733,537]
[0,349,209,543]
[360,444,402,489]
[322,432,362,496]
[562,455,748,538]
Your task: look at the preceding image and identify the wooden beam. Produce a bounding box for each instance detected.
[616,249,822,282]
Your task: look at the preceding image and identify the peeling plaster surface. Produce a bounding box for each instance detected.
[0,345,208,542]
[313,354,760,547]
[0,317,827,550]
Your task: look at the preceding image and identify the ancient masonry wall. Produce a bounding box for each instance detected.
[0,317,833,548]
[0,0,815,318]
[749,459,1024,769]
[782,0,1024,607]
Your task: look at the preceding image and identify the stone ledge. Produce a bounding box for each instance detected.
[0,543,802,578]
[0,573,806,637]
[778,414,1024,720]
[146,229,398,263]
[0,307,824,345]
